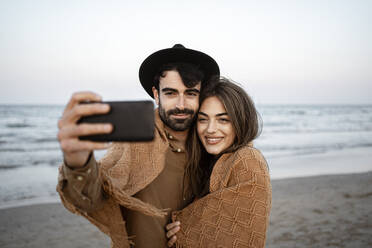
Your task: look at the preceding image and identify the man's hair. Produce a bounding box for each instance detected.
[185,77,262,197]
[153,62,205,89]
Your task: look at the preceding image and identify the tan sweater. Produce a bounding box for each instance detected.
[57,111,173,247]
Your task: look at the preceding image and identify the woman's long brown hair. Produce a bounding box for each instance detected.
[185,77,262,197]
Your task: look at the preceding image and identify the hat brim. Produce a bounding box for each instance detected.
[139,47,220,98]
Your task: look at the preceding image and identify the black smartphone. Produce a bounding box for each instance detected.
[77,101,155,142]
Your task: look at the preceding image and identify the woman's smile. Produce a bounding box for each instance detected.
[204,136,224,145]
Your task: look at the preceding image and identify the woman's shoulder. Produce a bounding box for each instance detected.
[210,145,269,191]
[232,145,266,161]
[227,145,269,174]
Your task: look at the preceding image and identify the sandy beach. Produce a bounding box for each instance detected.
[0,170,370,248]
[267,172,372,248]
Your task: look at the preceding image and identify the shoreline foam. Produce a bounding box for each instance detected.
[1,146,371,210]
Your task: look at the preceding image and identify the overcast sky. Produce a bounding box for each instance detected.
[1,0,371,105]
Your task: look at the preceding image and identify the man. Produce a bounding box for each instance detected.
[57,44,219,247]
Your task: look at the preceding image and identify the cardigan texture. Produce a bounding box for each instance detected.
[172,146,272,248]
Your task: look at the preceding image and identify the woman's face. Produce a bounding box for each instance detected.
[197,96,236,155]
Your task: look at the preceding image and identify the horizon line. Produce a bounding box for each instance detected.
[1,102,372,107]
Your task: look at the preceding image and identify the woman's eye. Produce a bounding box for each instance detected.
[219,118,230,123]
[198,118,208,123]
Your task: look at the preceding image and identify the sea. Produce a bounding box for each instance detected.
[1,104,372,209]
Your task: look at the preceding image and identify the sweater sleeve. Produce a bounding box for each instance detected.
[172,148,271,248]
[56,143,125,214]
[56,153,106,214]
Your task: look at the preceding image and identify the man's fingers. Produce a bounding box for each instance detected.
[69,103,110,123]
[166,222,180,247]
[166,221,180,231]
[167,235,177,247]
[59,103,110,128]
[58,123,113,140]
[64,91,102,112]
[60,138,111,153]
[166,226,180,238]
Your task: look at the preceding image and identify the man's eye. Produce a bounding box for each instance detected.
[164,92,175,95]
[186,92,198,97]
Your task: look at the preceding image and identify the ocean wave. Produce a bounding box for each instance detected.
[259,144,372,159]
[0,164,22,170]
[27,147,60,152]
[0,133,17,138]
[31,159,62,166]
[350,143,372,149]
[0,148,26,152]
[263,128,372,134]
[34,137,58,143]
[288,110,306,115]
[6,123,34,128]
[264,122,292,127]
[257,142,372,154]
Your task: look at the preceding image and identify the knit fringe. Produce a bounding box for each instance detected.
[112,189,168,217]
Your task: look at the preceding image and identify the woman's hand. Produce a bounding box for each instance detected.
[166,221,181,247]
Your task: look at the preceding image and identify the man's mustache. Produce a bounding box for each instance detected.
[167,108,194,115]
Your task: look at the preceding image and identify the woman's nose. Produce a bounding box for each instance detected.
[206,121,217,133]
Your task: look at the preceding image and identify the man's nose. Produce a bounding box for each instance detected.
[176,95,185,110]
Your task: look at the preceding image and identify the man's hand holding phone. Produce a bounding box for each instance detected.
[57,92,113,168]
[57,91,154,168]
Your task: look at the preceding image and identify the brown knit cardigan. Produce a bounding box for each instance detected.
[172,147,272,247]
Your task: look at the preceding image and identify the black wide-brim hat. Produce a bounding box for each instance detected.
[139,44,220,98]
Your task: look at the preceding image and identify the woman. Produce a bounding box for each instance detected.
[166,77,272,248]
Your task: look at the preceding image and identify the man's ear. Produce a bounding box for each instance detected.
[152,86,159,105]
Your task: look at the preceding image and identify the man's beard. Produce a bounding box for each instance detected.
[158,102,196,131]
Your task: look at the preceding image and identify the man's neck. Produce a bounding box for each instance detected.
[164,126,188,144]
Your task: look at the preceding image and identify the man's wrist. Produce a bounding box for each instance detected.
[64,152,93,170]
